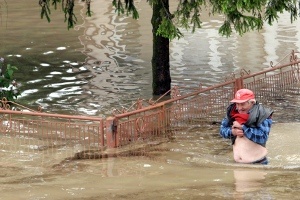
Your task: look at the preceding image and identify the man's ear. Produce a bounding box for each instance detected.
[249,99,256,104]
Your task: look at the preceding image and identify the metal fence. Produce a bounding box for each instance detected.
[0,109,105,158]
[1,50,299,153]
[108,50,300,147]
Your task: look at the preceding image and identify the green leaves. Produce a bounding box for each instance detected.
[52,0,61,9]
[156,17,183,40]
[0,61,20,102]
[210,0,265,37]
[62,0,77,30]
[219,10,264,37]
[39,0,300,38]
[174,0,205,33]
[39,0,51,23]
[112,0,298,39]
[112,0,125,16]
[210,0,299,37]
[112,0,139,19]
[39,0,91,29]
[219,20,232,37]
[86,0,92,17]
[265,0,298,25]
[124,0,139,19]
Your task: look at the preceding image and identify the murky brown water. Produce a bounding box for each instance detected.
[1,1,300,199]
[1,122,300,200]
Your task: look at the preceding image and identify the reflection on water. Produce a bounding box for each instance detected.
[233,169,269,200]
[1,1,300,199]
[234,169,267,193]
[75,0,155,117]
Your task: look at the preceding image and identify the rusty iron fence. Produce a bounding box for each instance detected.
[0,109,105,158]
[1,50,299,154]
[107,50,300,147]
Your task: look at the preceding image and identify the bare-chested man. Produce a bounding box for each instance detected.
[220,88,273,164]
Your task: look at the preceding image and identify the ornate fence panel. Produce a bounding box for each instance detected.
[110,80,237,147]
[240,50,300,103]
[0,110,105,157]
[108,104,169,147]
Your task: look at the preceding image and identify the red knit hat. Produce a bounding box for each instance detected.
[230,89,255,103]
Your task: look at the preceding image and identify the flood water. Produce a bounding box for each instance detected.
[1,1,300,199]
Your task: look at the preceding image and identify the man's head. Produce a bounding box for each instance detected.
[231,89,256,114]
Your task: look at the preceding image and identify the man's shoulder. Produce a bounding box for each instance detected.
[253,103,273,114]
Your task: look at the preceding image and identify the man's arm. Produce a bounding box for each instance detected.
[220,118,233,139]
[242,118,273,145]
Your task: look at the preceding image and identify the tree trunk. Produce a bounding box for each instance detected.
[151,0,171,96]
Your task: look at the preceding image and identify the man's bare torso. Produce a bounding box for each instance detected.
[233,136,267,163]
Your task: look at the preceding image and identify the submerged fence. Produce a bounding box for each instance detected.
[0,109,105,156]
[109,50,300,147]
[1,50,300,155]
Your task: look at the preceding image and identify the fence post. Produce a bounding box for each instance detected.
[106,116,119,148]
[160,104,166,136]
[234,77,244,93]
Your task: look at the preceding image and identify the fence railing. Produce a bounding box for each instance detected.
[0,109,105,158]
[1,50,299,153]
[107,50,300,147]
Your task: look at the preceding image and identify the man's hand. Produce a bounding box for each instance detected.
[232,121,244,137]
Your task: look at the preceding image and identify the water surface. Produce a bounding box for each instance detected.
[1,1,300,199]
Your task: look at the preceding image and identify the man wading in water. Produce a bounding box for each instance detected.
[220,89,273,164]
